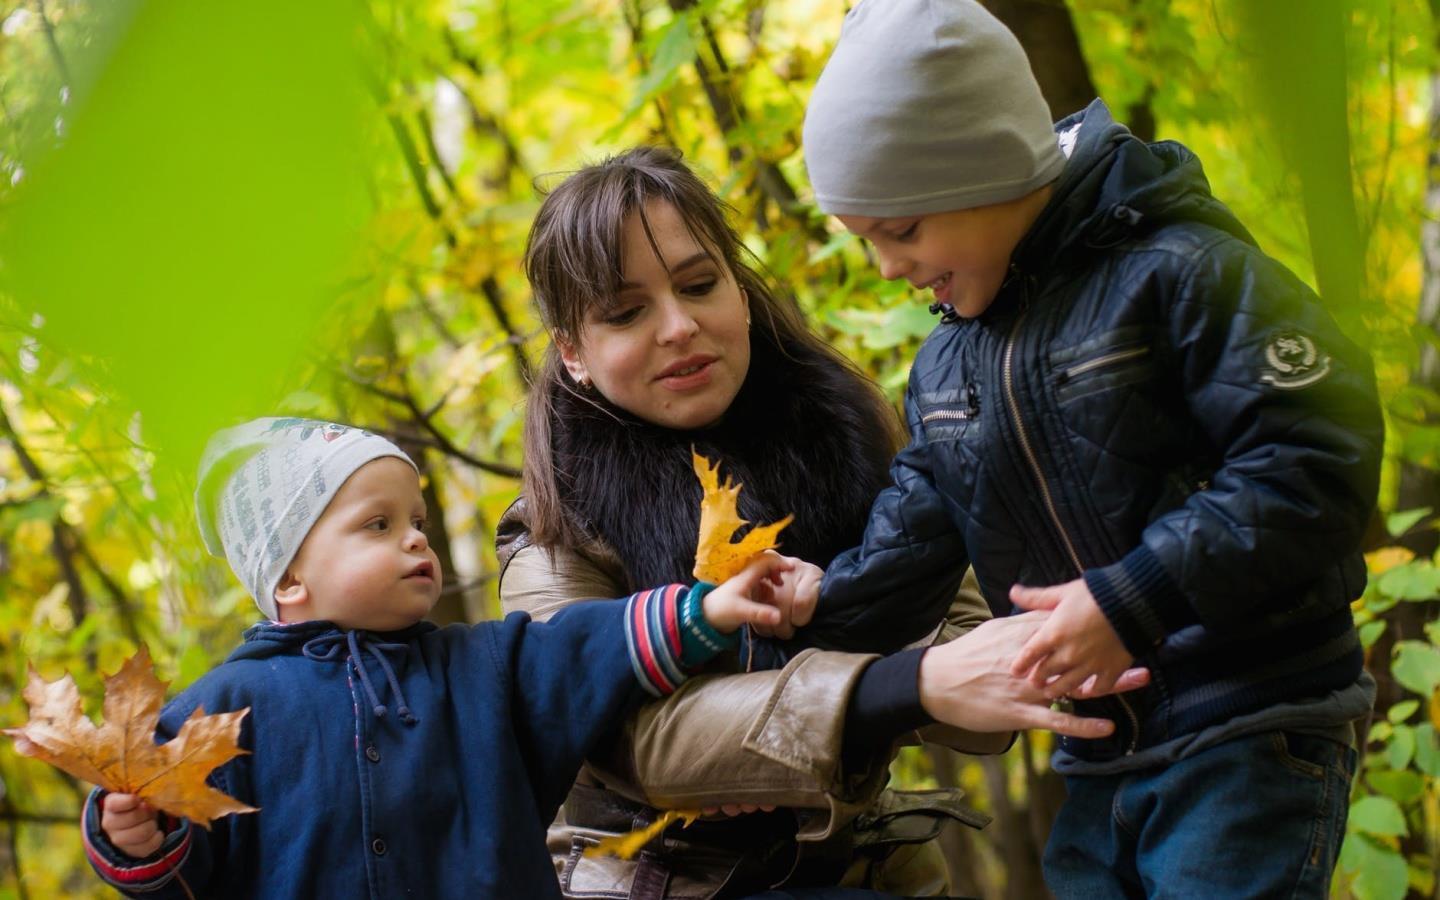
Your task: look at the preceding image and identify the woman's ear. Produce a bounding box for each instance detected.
[741,288,751,326]
[273,570,308,616]
[554,333,591,387]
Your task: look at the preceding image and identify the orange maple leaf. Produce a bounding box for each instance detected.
[692,450,793,583]
[4,646,256,828]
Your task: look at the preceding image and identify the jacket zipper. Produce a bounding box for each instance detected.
[1061,346,1149,381]
[921,408,976,423]
[1002,306,1141,753]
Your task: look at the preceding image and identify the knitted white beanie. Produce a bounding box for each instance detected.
[195,418,415,619]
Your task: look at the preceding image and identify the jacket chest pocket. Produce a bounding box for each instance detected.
[1050,328,1156,405]
[918,385,982,443]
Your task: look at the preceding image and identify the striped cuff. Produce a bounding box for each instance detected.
[82,788,191,892]
[678,581,738,665]
[624,585,688,697]
[1083,543,1196,657]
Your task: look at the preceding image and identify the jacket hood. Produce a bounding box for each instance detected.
[1012,99,1256,274]
[226,619,436,663]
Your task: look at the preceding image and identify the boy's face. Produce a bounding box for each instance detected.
[838,188,1051,320]
[277,457,441,631]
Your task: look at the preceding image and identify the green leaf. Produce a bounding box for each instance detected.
[1349,795,1409,838]
[1366,769,1425,805]
[1360,620,1386,648]
[1387,507,1433,537]
[808,231,857,264]
[622,16,696,120]
[1376,562,1440,602]
[1412,725,1440,777]
[1387,724,1415,770]
[1392,641,1440,697]
[1339,833,1409,900]
[1388,700,1421,723]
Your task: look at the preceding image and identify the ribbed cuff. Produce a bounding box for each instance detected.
[82,787,191,892]
[623,585,687,697]
[678,581,738,666]
[1083,544,1195,657]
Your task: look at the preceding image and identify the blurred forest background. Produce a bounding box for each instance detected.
[0,0,1438,896]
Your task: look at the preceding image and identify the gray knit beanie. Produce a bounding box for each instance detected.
[195,417,415,620]
[803,0,1065,217]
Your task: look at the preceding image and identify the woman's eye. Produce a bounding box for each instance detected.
[603,306,641,326]
[681,279,717,297]
[895,221,919,241]
[365,517,389,532]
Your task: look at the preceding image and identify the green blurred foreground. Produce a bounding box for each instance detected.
[1,1,1439,897]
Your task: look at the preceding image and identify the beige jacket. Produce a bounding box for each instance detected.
[496,500,1007,896]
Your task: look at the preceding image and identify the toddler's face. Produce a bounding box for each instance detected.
[280,457,441,631]
[839,188,1050,320]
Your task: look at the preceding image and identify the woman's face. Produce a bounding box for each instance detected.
[557,201,751,431]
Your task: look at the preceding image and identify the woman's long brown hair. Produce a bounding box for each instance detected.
[520,146,900,552]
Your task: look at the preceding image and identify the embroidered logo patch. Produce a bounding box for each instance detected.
[1260,331,1331,390]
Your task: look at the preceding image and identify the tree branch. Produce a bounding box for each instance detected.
[32,0,71,88]
[663,0,829,244]
[349,379,523,478]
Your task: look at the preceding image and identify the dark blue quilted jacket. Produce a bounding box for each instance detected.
[808,100,1383,761]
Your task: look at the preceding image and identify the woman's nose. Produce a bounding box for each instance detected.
[655,297,700,345]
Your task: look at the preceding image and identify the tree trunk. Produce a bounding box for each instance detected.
[980,1,1097,120]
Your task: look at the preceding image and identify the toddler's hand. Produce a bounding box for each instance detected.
[1008,579,1133,699]
[100,793,164,859]
[701,550,792,634]
[749,557,821,639]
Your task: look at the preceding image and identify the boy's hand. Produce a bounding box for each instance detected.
[100,793,164,859]
[918,612,1150,739]
[701,550,792,634]
[1008,579,1133,699]
[749,557,821,639]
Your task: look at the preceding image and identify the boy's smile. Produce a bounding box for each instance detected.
[839,185,1053,320]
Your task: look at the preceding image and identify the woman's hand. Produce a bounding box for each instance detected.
[917,612,1149,739]
[700,802,778,817]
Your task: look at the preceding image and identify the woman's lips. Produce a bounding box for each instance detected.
[657,357,716,390]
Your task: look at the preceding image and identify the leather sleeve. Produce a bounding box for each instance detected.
[496,505,898,838]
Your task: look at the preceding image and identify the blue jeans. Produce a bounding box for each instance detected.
[1044,730,1356,899]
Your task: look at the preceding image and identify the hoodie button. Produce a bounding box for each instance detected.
[372,838,387,856]
[365,745,381,763]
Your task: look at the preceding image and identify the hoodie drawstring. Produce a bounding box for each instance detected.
[303,631,419,725]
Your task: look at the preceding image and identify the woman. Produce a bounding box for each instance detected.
[498,147,1134,898]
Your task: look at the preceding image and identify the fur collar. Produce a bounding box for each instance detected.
[551,340,895,591]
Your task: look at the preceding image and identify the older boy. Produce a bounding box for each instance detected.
[797,0,1383,895]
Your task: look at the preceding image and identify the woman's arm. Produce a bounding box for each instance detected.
[498,505,894,836]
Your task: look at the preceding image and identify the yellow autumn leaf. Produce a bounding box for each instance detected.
[583,809,700,859]
[1366,546,1416,576]
[1430,689,1440,732]
[692,451,793,583]
[4,646,255,828]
